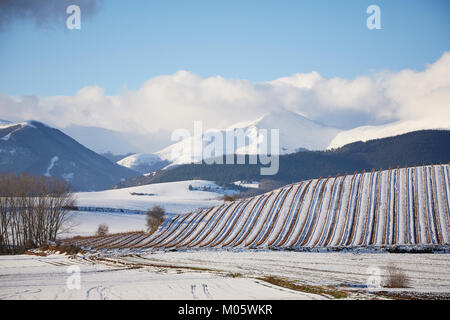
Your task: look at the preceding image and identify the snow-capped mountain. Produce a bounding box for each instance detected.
[116,110,450,174]
[0,119,13,126]
[0,120,138,190]
[328,118,450,149]
[118,110,341,173]
[117,153,170,174]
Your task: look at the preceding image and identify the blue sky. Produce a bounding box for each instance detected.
[0,0,449,96]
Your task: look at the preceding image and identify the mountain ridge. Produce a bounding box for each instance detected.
[0,120,138,191]
[118,110,341,173]
[113,129,450,189]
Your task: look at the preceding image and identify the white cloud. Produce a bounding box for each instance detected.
[384,53,450,122]
[1,52,449,143]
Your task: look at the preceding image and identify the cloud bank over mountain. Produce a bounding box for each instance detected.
[1,52,449,147]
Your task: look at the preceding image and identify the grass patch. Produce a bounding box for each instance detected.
[228,272,243,278]
[384,265,410,288]
[258,276,348,299]
[24,250,47,257]
[375,291,449,300]
[46,244,84,255]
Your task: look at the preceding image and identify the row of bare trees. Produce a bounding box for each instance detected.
[0,173,75,254]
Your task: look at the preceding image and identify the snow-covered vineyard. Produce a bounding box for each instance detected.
[62,164,450,251]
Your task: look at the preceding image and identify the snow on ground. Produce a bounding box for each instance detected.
[1,132,12,141]
[117,251,450,294]
[44,156,59,177]
[1,251,448,300]
[61,211,147,238]
[0,121,25,129]
[117,153,162,169]
[97,165,447,250]
[0,254,321,300]
[328,119,450,149]
[75,180,230,214]
[68,180,234,238]
[233,181,260,189]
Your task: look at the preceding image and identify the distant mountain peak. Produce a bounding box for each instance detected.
[228,110,315,129]
[0,120,138,190]
[0,120,45,131]
[117,111,341,173]
[0,119,13,125]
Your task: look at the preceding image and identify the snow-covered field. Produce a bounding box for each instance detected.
[66,180,233,237]
[66,164,450,250]
[74,180,230,214]
[61,211,147,238]
[233,180,260,189]
[120,251,450,294]
[1,251,448,300]
[4,166,448,300]
[0,253,321,300]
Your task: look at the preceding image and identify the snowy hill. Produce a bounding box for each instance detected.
[74,179,236,214]
[64,164,450,250]
[117,111,449,174]
[118,110,341,173]
[328,118,450,150]
[0,120,138,190]
[117,153,169,174]
[0,119,14,126]
[65,180,238,236]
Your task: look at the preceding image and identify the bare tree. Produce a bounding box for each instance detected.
[384,265,410,288]
[0,173,75,254]
[146,206,165,234]
[95,223,109,237]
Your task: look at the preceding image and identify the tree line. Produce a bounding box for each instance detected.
[0,173,75,254]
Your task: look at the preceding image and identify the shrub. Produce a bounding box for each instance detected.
[24,250,47,257]
[146,206,165,234]
[55,244,82,255]
[40,242,50,251]
[222,194,237,201]
[384,265,410,288]
[96,224,109,237]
